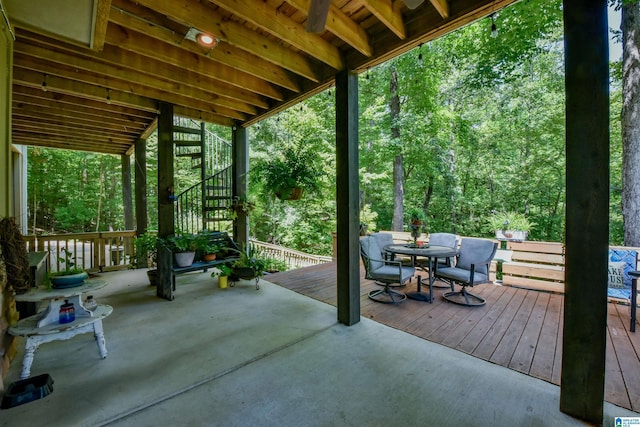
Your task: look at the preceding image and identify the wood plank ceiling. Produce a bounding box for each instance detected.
[5,0,517,155]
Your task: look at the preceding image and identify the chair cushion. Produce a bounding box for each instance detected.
[436,266,488,285]
[429,233,457,249]
[370,265,415,283]
[456,238,495,276]
[361,236,383,271]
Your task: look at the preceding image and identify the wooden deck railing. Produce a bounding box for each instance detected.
[21,232,331,275]
[372,231,640,296]
[251,240,333,269]
[24,230,639,296]
[23,231,136,273]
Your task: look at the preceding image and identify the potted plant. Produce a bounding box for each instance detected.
[49,247,88,288]
[166,233,200,267]
[228,195,256,220]
[407,208,426,245]
[201,241,220,262]
[211,264,233,288]
[133,232,159,285]
[227,244,267,287]
[260,145,323,200]
[487,211,534,242]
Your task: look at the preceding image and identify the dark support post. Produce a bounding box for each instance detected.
[134,138,148,237]
[157,103,175,300]
[121,154,134,230]
[335,69,360,326]
[561,1,609,424]
[232,124,249,247]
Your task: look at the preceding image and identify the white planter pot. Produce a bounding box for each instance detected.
[174,251,195,267]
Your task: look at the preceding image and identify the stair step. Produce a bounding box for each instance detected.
[206,185,232,191]
[204,206,228,212]
[177,153,202,158]
[205,196,231,201]
[174,140,202,147]
[173,125,202,135]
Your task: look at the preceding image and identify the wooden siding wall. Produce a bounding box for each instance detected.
[0,10,12,218]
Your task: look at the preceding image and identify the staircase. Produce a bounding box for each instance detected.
[172,117,233,234]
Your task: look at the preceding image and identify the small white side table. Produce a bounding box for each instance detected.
[9,280,113,379]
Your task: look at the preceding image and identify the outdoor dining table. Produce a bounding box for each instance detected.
[384,244,458,303]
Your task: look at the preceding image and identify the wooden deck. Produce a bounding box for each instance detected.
[266,262,640,412]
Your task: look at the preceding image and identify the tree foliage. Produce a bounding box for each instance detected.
[27,0,628,255]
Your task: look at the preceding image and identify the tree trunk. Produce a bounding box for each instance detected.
[390,69,404,231]
[622,2,640,246]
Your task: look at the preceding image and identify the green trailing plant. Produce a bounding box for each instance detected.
[487,211,535,232]
[51,248,85,276]
[133,232,159,268]
[407,208,426,225]
[211,263,233,278]
[260,145,323,200]
[228,195,256,221]
[227,244,268,277]
[166,233,201,253]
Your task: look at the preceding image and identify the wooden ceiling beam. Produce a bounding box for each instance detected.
[12,85,156,121]
[14,57,249,121]
[12,107,146,134]
[12,121,136,143]
[173,106,235,128]
[109,3,301,93]
[14,47,258,116]
[360,0,406,39]
[209,0,343,70]
[16,28,271,109]
[429,0,450,18]
[286,0,372,57]
[12,134,131,155]
[105,24,284,101]
[93,0,112,50]
[12,113,142,137]
[131,0,322,82]
[13,68,159,113]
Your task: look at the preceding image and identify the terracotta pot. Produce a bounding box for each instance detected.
[276,186,304,201]
[203,253,217,262]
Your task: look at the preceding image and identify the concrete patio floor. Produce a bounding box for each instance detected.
[1,269,638,426]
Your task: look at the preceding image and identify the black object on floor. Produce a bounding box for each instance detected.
[1,374,54,409]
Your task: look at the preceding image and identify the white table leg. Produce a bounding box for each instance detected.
[93,319,108,359]
[21,338,39,379]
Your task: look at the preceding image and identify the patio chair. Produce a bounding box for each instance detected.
[434,238,497,306]
[426,232,458,269]
[370,232,394,260]
[360,236,415,304]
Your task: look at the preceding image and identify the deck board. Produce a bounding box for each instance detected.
[529,293,562,381]
[508,291,549,374]
[266,262,640,412]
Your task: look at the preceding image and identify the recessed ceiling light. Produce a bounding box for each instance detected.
[197,32,216,47]
[185,27,218,48]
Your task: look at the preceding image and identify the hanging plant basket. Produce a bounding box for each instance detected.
[276,186,304,201]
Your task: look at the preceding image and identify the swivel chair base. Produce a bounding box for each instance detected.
[368,286,407,304]
[443,288,485,306]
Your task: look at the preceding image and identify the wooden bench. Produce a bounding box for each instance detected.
[170,231,241,290]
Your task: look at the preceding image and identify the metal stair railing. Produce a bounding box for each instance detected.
[174,167,233,234]
[172,116,234,234]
